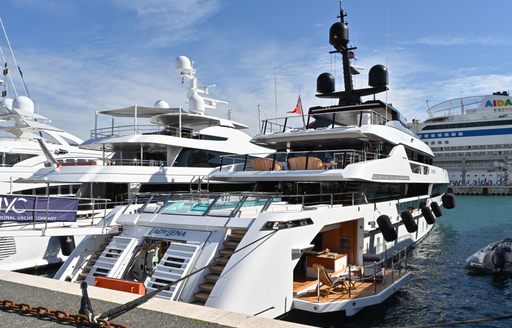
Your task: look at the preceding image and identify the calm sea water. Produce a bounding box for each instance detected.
[282,196,512,328]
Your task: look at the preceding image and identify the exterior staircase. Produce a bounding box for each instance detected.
[76,235,115,282]
[193,229,247,304]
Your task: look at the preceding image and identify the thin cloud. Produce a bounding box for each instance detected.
[406,36,512,46]
[110,0,222,46]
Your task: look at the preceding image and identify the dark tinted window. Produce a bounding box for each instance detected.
[174,148,230,167]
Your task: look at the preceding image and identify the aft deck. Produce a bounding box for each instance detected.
[294,268,404,302]
[292,249,411,316]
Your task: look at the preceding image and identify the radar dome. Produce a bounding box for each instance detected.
[175,56,193,75]
[12,96,34,113]
[317,73,335,94]
[189,93,205,114]
[369,65,388,88]
[154,100,170,108]
[329,22,349,49]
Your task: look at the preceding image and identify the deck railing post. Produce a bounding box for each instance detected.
[244,154,248,171]
[317,266,320,303]
[398,250,402,277]
[348,267,352,298]
[391,256,395,283]
[91,198,96,226]
[373,261,377,294]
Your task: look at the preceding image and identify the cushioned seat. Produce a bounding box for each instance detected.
[251,158,283,171]
[288,156,324,170]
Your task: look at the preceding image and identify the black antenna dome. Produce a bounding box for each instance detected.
[317,73,335,94]
[369,65,388,87]
[329,22,349,50]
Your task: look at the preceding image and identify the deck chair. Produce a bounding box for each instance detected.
[312,264,348,296]
[288,156,324,170]
[250,158,283,171]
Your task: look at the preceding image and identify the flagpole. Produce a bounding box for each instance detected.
[299,96,306,129]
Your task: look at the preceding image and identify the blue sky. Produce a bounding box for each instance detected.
[2,0,512,139]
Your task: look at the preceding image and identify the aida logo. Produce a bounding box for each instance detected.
[485,99,512,107]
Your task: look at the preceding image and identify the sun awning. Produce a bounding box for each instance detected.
[98,106,183,118]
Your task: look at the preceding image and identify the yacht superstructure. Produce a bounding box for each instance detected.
[1,55,270,271]
[23,55,271,201]
[410,92,512,191]
[54,6,456,319]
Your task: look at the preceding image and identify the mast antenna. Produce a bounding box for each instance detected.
[0,17,29,98]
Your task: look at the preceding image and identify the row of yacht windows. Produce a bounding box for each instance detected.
[0,153,37,167]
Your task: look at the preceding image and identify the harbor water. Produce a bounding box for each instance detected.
[283,196,512,327]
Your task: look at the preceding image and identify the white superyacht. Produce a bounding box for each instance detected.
[54,6,456,319]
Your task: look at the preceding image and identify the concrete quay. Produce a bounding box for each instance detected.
[0,270,312,328]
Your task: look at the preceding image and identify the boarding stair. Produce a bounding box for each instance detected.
[76,235,116,282]
[193,229,247,304]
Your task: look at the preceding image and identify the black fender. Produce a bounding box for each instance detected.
[377,214,398,242]
[400,211,418,233]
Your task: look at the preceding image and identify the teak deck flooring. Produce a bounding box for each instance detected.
[294,270,403,302]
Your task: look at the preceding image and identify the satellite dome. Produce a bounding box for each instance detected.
[12,96,34,113]
[154,100,170,108]
[369,65,388,88]
[175,56,193,75]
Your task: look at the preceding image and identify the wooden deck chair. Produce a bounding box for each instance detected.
[288,156,324,170]
[312,264,348,296]
[250,158,283,171]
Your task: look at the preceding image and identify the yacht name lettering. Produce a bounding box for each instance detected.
[149,228,187,237]
[0,197,28,214]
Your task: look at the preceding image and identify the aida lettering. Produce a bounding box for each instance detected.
[485,99,512,107]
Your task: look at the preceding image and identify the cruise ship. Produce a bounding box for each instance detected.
[410,92,512,194]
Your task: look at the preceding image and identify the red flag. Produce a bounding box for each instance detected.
[288,95,302,114]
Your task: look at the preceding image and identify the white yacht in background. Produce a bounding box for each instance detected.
[410,92,512,194]
[0,17,101,195]
[54,6,456,320]
[1,55,270,271]
[0,95,102,195]
[0,20,110,271]
[23,55,271,201]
